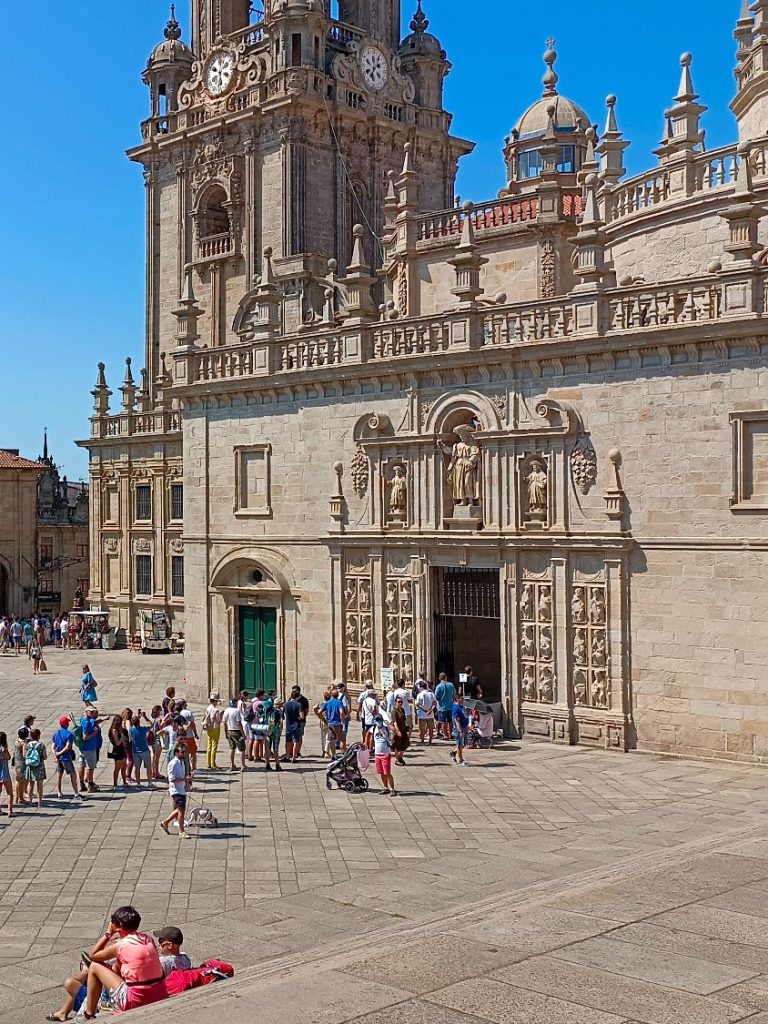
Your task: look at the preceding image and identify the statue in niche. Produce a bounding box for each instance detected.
[592,631,606,667]
[386,616,399,651]
[401,619,413,650]
[359,582,371,612]
[389,465,407,518]
[573,629,587,666]
[539,626,553,661]
[385,582,398,612]
[360,617,371,648]
[592,669,607,707]
[574,670,587,705]
[361,652,372,684]
[525,458,548,519]
[344,579,357,608]
[438,424,481,506]
[538,585,552,622]
[520,583,534,621]
[403,654,414,683]
[346,650,358,681]
[571,586,586,624]
[522,664,537,700]
[400,583,413,614]
[539,666,554,702]
[590,589,606,624]
[345,617,358,647]
[521,625,535,659]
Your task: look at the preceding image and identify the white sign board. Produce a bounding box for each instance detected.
[380,667,395,691]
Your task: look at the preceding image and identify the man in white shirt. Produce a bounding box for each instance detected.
[360,688,381,747]
[222,699,246,773]
[415,682,437,744]
[159,743,192,839]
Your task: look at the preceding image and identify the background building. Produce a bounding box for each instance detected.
[85,0,768,762]
[0,450,43,615]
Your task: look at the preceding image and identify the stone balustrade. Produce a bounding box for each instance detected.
[416,193,584,243]
[90,409,181,440]
[174,266,764,389]
[227,22,265,48]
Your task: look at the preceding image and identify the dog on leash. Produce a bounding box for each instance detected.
[185,805,218,828]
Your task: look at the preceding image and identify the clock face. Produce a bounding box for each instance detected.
[361,46,388,91]
[206,51,236,96]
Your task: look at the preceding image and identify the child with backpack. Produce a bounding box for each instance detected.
[23,728,47,807]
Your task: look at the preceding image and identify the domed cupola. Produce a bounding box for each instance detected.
[398,2,450,111]
[504,40,593,192]
[143,6,195,118]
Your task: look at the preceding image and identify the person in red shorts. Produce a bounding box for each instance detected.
[369,714,396,796]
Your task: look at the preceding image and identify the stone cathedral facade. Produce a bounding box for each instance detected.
[82,0,768,762]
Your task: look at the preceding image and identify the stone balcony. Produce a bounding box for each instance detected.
[88,409,181,441]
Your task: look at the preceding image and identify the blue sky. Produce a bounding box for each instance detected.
[0,1,741,478]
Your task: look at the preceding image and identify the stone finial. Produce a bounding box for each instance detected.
[676,51,697,102]
[396,141,419,212]
[120,357,137,413]
[410,0,429,33]
[173,264,203,349]
[137,367,151,413]
[578,125,600,186]
[402,140,415,175]
[164,4,182,40]
[448,201,487,309]
[597,95,630,188]
[721,141,766,262]
[340,225,377,323]
[91,362,112,417]
[330,462,345,525]
[542,38,559,97]
[572,173,607,291]
[604,448,627,524]
[655,52,707,166]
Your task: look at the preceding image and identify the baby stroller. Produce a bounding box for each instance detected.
[465,699,496,749]
[326,742,370,793]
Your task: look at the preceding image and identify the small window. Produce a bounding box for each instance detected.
[40,543,53,567]
[199,186,229,238]
[76,578,89,595]
[557,145,576,174]
[76,544,88,559]
[291,33,302,67]
[170,483,183,521]
[135,555,152,596]
[518,149,543,179]
[135,484,151,521]
[314,36,320,69]
[38,579,53,594]
[171,556,184,598]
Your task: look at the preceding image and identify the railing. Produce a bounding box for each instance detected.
[482,301,574,345]
[372,319,452,358]
[280,336,344,369]
[198,233,234,260]
[416,193,584,242]
[91,410,182,440]
[328,22,366,46]
[227,21,265,48]
[606,170,671,221]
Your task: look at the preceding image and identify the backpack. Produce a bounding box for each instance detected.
[25,742,42,768]
[164,960,234,996]
[243,703,256,724]
[72,723,85,749]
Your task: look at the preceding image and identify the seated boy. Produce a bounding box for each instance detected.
[154,926,192,975]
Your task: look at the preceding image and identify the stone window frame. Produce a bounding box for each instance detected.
[730,410,768,512]
[169,482,184,523]
[135,554,152,596]
[234,443,273,518]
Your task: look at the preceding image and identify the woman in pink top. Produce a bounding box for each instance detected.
[77,906,169,1018]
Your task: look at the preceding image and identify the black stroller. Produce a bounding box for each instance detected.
[326,742,370,793]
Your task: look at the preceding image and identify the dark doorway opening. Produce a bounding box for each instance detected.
[433,567,501,701]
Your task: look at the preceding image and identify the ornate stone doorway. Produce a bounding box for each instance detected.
[432,567,502,701]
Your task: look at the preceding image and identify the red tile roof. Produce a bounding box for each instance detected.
[0,450,43,470]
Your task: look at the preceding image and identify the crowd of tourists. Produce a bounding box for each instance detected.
[0,612,98,664]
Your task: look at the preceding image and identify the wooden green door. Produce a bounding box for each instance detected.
[239,607,278,692]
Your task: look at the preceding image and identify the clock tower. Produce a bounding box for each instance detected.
[338,0,401,52]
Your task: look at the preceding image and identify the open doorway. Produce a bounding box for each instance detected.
[433,567,501,701]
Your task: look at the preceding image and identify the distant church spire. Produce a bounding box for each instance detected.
[43,428,48,462]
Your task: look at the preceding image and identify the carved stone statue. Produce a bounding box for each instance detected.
[522,664,537,700]
[346,650,357,680]
[401,619,413,650]
[389,464,407,517]
[359,581,371,612]
[538,585,552,622]
[520,583,534,621]
[592,631,606,667]
[590,590,606,624]
[525,458,548,519]
[573,629,587,666]
[360,617,371,648]
[386,616,399,650]
[385,582,398,612]
[592,669,607,707]
[400,583,412,614]
[521,625,535,659]
[344,579,357,608]
[571,586,586,623]
[539,665,554,702]
[345,617,357,647]
[539,626,552,661]
[360,652,372,683]
[574,670,587,705]
[438,424,481,506]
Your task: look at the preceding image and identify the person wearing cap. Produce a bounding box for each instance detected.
[78,707,104,794]
[370,714,397,796]
[52,715,84,800]
[262,698,284,772]
[153,927,191,976]
[202,692,223,770]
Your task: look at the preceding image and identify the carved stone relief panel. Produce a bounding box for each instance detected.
[384,574,415,684]
[343,560,373,686]
[571,573,608,710]
[519,569,555,704]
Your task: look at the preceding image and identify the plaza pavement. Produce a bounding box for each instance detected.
[2,651,768,1022]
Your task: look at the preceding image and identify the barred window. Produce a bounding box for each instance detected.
[135,484,151,521]
[135,555,152,595]
[171,555,184,598]
[170,483,183,521]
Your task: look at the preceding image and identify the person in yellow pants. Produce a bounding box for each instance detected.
[203,692,222,770]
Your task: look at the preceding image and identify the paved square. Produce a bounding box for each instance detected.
[2,649,768,1023]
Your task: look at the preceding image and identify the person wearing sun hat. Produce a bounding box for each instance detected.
[202,692,223,770]
[51,714,84,800]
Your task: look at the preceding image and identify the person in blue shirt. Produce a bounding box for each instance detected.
[78,707,104,793]
[451,693,469,767]
[129,711,154,787]
[51,715,84,800]
[434,673,457,741]
[80,664,98,706]
[322,688,348,758]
